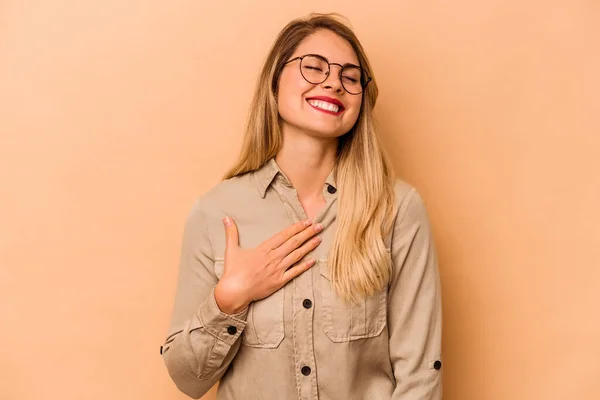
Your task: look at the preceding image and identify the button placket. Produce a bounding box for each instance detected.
[292,276,318,399]
[271,180,319,399]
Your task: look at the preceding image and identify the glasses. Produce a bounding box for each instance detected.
[284,54,372,95]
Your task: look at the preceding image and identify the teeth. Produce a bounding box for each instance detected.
[308,99,340,113]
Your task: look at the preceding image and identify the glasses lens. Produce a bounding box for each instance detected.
[341,66,366,94]
[300,56,328,84]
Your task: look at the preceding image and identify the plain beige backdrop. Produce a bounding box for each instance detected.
[1,1,599,399]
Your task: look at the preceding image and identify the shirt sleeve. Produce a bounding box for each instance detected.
[388,187,443,399]
[161,198,249,399]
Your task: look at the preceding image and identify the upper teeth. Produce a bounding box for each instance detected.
[308,99,340,113]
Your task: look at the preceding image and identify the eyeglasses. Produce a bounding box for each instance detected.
[284,54,372,95]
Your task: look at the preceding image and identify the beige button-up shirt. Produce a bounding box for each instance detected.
[161,158,443,399]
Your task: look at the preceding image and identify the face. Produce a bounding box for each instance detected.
[277,29,364,139]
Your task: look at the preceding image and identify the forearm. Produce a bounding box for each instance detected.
[388,187,444,399]
[162,287,248,399]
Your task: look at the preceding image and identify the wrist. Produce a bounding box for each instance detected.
[214,281,250,315]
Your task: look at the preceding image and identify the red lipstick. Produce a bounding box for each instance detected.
[305,96,346,115]
[306,96,345,109]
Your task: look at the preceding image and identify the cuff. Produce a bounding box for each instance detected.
[197,287,249,346]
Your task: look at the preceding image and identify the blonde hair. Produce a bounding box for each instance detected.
[224,13,396,303]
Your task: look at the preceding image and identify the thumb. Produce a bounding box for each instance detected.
[223,216,240,253]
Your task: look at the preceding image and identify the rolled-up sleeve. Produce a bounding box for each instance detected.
[161,199,248,399]
[388,187,443,399]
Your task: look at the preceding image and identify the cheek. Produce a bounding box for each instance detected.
[277,79,313,122]
[346,99,363,124]
[276,88,297,122]
[278,71,311,104]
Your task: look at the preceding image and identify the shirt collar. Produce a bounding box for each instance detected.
[254,158,337,198]
[254,158,282,198]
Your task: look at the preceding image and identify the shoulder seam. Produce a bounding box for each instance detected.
[395,187,418,225]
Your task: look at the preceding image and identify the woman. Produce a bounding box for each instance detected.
[161,13,443,400]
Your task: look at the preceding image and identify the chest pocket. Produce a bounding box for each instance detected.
[214,260,285,348]
[319,260,387,342]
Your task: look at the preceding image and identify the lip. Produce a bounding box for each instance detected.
[306,96,346,115]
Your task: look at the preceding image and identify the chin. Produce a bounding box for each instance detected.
[281,117,352,139]
[306,128,348,139]
[303,122,351,138]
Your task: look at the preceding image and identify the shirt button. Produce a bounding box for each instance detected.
[302,299,313,309]
[301,366,312,376]
[433,360,442,370]
[327,185,337,194]
[227,326,237,335]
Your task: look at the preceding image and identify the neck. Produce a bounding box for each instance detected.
[275,126,338,201]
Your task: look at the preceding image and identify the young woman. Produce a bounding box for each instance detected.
[161,13,443,400]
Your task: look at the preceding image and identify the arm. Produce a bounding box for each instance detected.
[161,199,248,399]
[388,188,443,399]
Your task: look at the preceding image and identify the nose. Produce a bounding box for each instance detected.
[320,65,344,94]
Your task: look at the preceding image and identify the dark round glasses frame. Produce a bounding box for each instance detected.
[284,54,372,95]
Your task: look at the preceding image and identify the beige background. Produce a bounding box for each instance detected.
[1,1,599,399]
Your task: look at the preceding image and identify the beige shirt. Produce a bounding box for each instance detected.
[161,158,443,400]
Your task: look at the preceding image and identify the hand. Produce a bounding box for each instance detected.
[214,217,323,314]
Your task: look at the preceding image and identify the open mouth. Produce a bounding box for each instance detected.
[306,98,345,115]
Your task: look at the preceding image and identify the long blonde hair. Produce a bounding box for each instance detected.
[224,13,397,303]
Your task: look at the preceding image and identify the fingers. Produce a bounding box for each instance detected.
[223,216,239,253]
[274,222,323,257]
[263,219,313,250]
[282,257,316,283]
[279,235,322,270]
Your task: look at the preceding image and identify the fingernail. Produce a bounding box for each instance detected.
[303,219,313,227]
[315,223,323,231]
[223,217,231,226]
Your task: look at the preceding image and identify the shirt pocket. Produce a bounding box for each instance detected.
[318,259,387,342]
[214,259,285,348]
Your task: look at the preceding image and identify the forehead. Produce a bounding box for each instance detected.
[293,29,359,65]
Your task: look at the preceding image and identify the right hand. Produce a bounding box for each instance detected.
[214,217,323,314]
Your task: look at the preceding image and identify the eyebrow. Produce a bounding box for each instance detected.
[310,53,361,69]
[342,61,361,68]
